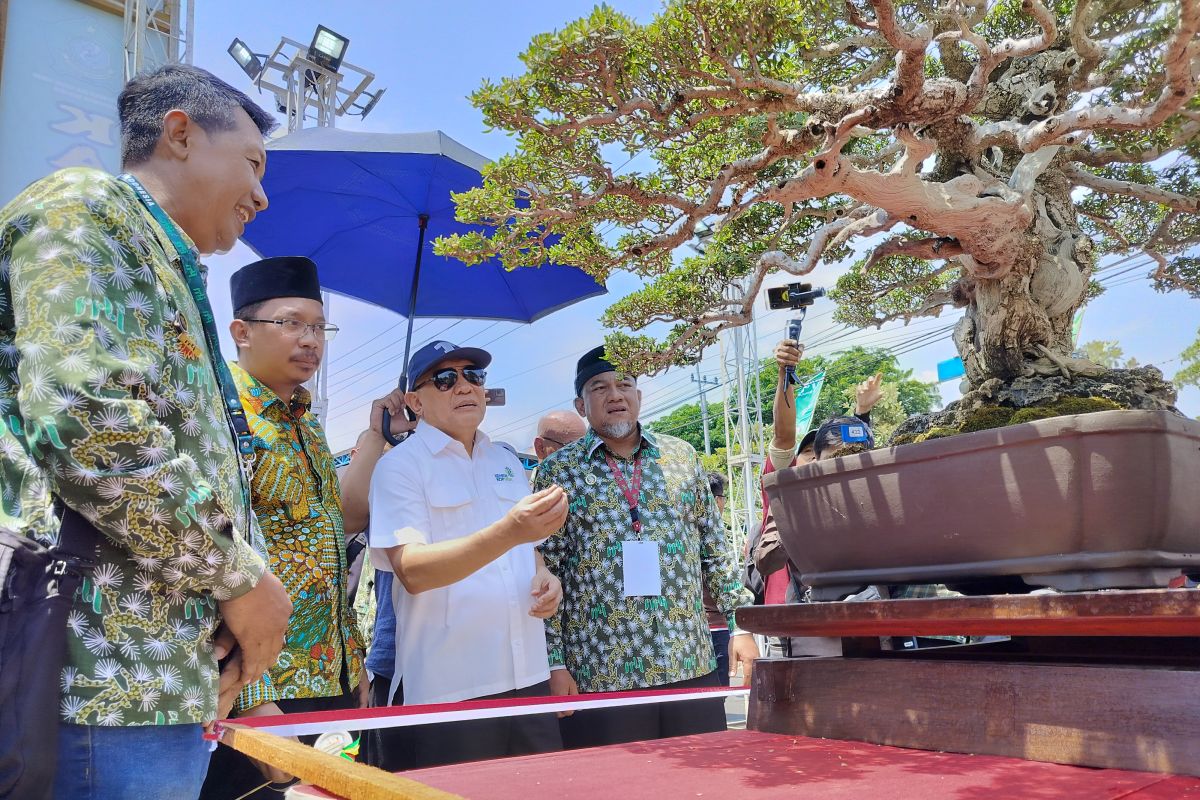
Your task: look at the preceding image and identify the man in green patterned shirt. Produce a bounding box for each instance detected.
[534,346,758,749]
[0,65,292,799]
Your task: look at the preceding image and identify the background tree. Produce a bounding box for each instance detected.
[647,345,939,447]
[437,0,1200,399]
[1178,330,1200,388]
[1079,339,1140,368]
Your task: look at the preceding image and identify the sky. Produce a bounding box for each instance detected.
[190,1,1200,454]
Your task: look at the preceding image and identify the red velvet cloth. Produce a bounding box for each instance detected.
[293,730,1200,799]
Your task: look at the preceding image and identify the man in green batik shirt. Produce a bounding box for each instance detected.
[0,65,291,799]
[534,345,758,749]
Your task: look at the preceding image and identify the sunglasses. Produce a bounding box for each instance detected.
[413,366,487,392]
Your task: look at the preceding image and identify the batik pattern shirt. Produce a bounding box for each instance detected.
[230,364,363,709]
[533,428,753,693]
[0,168,267,726]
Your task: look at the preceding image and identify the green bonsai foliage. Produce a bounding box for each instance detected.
[436,0,1200,390]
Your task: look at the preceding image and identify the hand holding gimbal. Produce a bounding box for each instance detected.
[767,282,826,387]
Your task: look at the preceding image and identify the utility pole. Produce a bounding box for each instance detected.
[692,367,719,455]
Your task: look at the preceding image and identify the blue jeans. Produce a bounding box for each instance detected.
[55,723,212,800]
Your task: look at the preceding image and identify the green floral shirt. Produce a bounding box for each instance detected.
[0,168,268,726]
[533,428,753,693]
[229,363,364,710]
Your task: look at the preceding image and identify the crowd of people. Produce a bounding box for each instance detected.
[1,64,895,800]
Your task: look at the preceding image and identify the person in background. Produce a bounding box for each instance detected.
[0,64,292,799]
[533,410,588,462]
[343,416,418,773]
[705,472,734,685]
[755,339,882,658]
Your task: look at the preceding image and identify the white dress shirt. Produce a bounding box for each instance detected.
[368,422,550,705]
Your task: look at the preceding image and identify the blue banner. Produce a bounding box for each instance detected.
[936,357,966,383]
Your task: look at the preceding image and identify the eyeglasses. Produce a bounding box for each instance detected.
[244,318,340,341]
[413,366,487,392]
[538,436,567,448]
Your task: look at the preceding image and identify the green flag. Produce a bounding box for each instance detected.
[794,371,825,436]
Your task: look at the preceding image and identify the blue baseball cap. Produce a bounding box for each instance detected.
[406,341,492,389]
[813,415,875,457]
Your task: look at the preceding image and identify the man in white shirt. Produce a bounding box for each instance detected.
[368,340,568,768]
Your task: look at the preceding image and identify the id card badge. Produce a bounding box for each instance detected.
[622,540,662,597]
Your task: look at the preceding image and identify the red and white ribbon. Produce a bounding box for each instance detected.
[222,686,749,739]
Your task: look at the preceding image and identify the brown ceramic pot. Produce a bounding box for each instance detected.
[763,410,1200,598]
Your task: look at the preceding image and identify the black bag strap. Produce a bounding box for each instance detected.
[49,499,98,572]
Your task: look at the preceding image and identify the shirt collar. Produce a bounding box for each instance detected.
[584,424,658,459]
[229,361,312,416]
[413,420,490,456]
[119,177,202,271]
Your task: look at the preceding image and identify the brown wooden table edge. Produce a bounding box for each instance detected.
[737,588,1200,637]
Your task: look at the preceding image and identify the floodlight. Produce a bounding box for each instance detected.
[227,38,263,80]
[354,87,386,119]
[307,25,349,72]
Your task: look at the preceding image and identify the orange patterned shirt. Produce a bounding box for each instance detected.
[230,362,363,709]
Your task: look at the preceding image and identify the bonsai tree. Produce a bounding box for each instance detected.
[437,0,1199,412]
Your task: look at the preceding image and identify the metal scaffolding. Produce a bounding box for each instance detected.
[719,278,765,555]
[123,0,194,79]
[250,37,378,134]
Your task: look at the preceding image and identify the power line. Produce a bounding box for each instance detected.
[326,318,434,379]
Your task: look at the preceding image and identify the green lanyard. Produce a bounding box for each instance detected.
[118,173,255,507]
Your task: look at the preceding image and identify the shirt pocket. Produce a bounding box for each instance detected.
[426,480,474,542]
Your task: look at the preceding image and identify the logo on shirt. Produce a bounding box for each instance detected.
[495,466,515,482]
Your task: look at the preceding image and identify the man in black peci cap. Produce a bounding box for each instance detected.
[201,256,408,799]
[367,340,566,769]
[534,345,758,748]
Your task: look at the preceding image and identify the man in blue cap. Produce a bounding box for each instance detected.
[368,340,566,768]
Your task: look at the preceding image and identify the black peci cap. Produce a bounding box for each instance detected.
[574,345,617,397]
[230,256,322,312]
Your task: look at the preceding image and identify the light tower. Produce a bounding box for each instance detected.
[227,27,387,422]
[227,26,385,134]
[719,288,765,555]
[691,226,765,554]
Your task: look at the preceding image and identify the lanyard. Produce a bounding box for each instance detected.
[117,174,255,503]
[603,449,643,534]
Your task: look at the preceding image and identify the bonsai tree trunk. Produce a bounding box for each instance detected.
[955,174,1095,388]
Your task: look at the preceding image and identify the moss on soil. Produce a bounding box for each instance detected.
[892,396,1128,447]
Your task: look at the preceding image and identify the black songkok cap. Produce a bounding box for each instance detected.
[574,345,616,397]
[230,256,322,313]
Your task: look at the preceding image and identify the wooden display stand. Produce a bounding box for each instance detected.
[738,589,1200,777]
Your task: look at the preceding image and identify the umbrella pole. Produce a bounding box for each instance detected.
[384,214,429,447]
[398,213,431,390]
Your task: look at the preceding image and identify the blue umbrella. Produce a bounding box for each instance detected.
[241,127,606,395]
